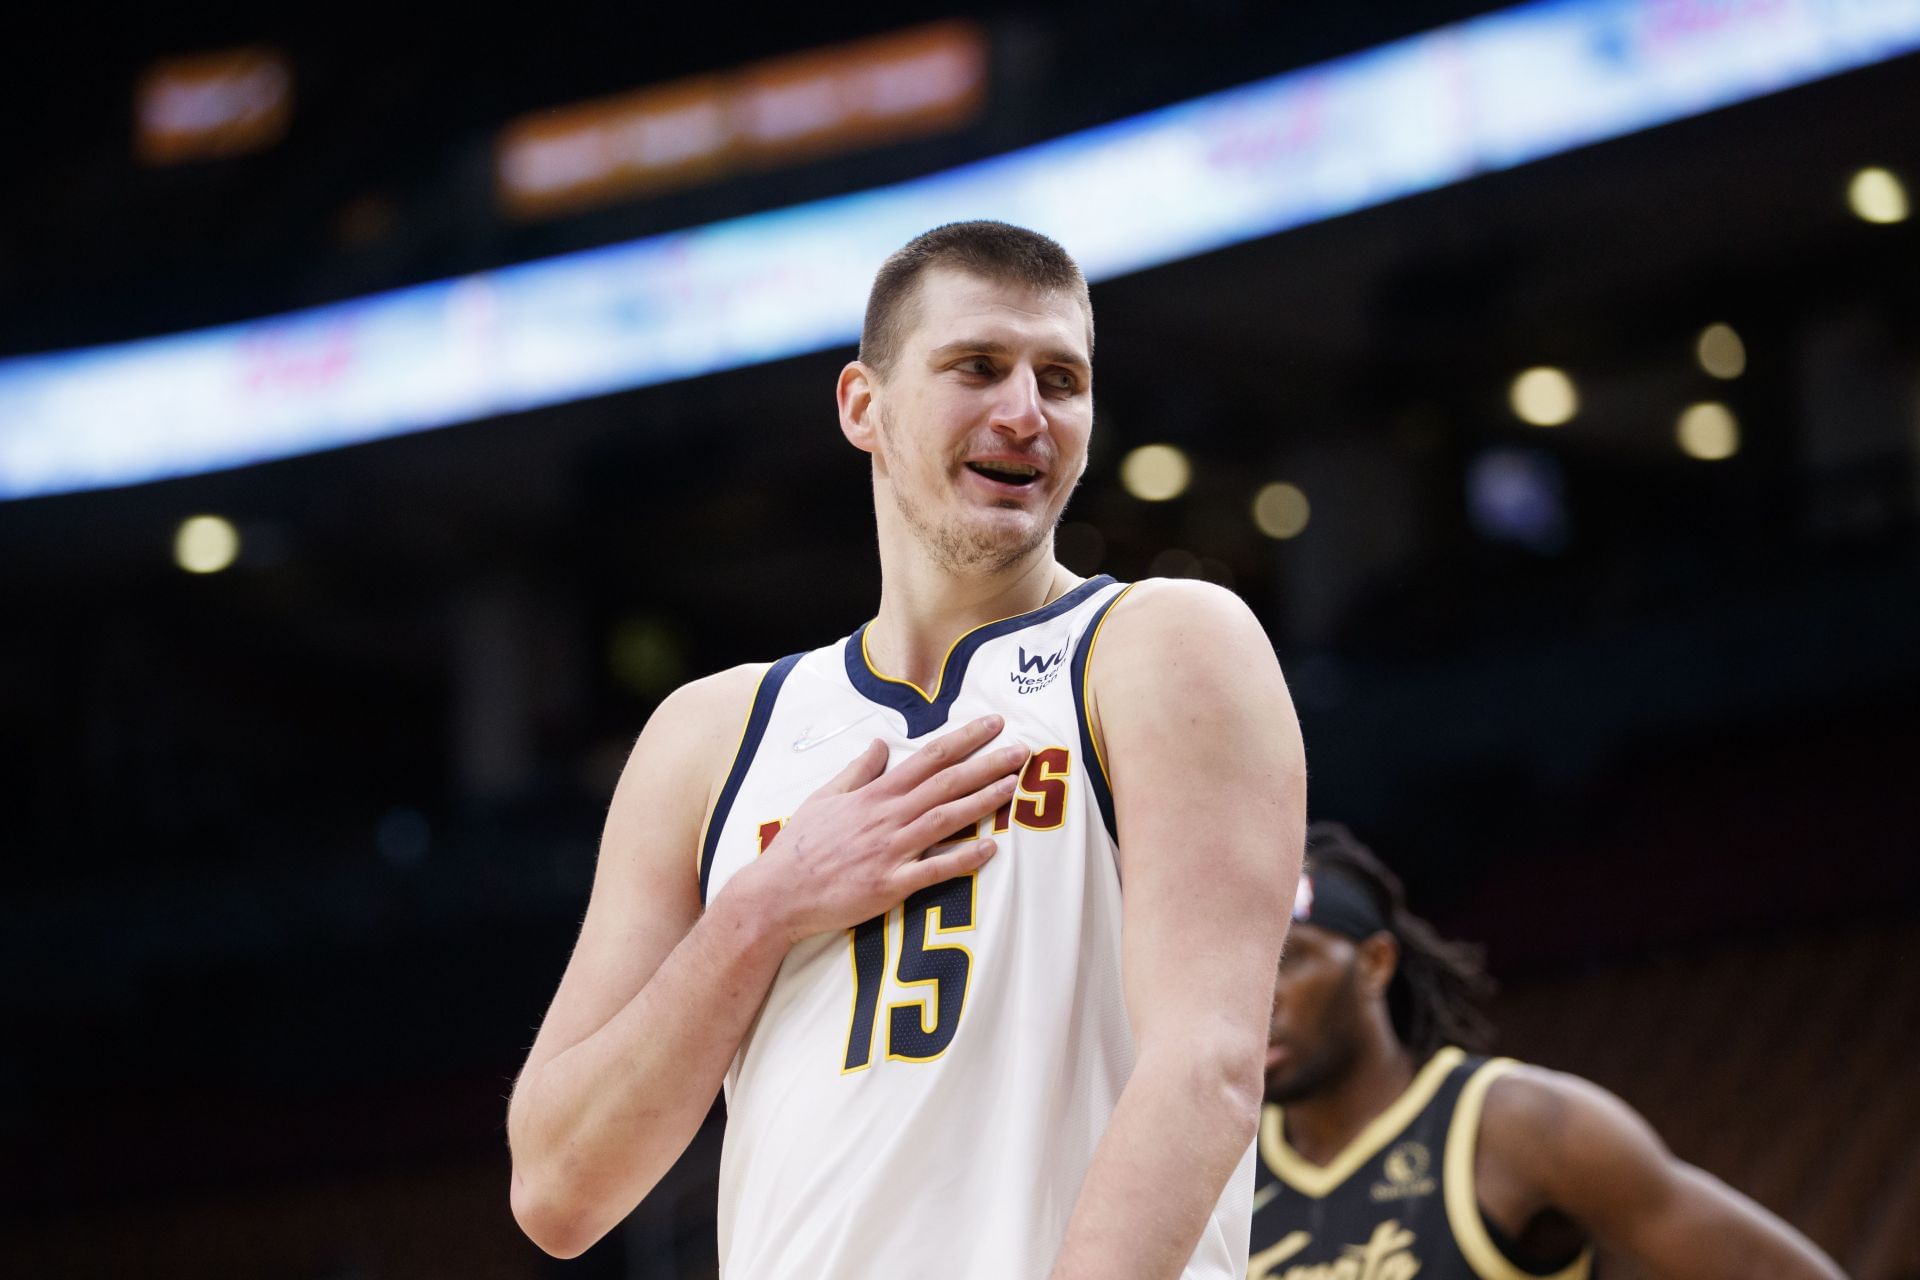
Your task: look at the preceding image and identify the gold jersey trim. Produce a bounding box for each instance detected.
[1079,580,1136,808]
[1443,1058,1593,1280]
[1260,1045,1466,1198]
[856,575,1097,704]
[858,623,945,702]
[694,661,777,877]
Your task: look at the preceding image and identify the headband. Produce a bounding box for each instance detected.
[1292,866,1389,941]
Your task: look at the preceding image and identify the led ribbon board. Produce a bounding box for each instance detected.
[4,0,1918,500]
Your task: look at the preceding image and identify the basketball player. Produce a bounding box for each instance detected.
[507,222,1306,1278]
[1250,821,1847,1280]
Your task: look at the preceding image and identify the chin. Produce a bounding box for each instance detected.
[1264,1062,1331,1106]
[952,511,1048,564]
[895,481,1056,574]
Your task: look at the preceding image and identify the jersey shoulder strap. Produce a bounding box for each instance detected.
[1442,1057,1593,1280]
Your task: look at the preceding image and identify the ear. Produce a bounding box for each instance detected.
[1355,932,1401,999]
[838,360,880,454]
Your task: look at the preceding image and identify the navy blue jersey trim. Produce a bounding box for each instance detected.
[843,575,1115,739]
[699,652,804,904]
[1071,583,1131,845]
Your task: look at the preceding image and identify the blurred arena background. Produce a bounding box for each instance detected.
[2,1,1916,1276]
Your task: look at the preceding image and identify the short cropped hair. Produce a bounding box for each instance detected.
[859,220,1092,378]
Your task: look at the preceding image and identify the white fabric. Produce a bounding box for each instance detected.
[704,579,1252,1278]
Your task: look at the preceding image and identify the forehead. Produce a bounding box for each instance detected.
[904,267,1091,361]
[1282,923,1349,962]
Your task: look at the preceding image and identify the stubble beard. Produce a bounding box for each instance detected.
[879,409,1055,575]
[1264,1041,1355,1106]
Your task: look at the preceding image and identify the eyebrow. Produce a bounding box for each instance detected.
[929,339,1090,371]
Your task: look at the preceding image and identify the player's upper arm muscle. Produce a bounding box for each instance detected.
[1481,1067,1845,1280]
[1482,1067,1680,1231]
[1089,579,1305,1051]
[518,664,766,1078]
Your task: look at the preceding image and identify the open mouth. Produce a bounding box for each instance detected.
[965,460,1042,487]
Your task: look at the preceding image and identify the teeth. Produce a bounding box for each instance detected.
[972,461,1038,478]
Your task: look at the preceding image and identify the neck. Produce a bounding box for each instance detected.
[1280,1026,1417,1167]
[865,536,1078,694]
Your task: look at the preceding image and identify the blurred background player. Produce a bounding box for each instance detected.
[1250,821,1848,1280]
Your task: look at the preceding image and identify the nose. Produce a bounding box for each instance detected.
[990,366,1047,441]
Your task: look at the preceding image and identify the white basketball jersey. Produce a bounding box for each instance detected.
[699,575,1254,1279]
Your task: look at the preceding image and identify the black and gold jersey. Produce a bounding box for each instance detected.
[1249,1047,1592,1280]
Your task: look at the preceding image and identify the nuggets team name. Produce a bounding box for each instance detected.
[1248,1220,1420,1280]
[757,746,1074,852]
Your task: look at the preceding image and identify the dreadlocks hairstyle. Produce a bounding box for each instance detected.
[859,220,1092,378]
[1305,820,1496,1060]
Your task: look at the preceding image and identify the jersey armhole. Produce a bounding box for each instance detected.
[697,652,805,904]
[1443,1059,1594,1280]
[1070,581,1135,847]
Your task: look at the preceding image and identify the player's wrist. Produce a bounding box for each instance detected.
[708,859,806,954]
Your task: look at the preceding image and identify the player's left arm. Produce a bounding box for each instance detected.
[1051,579,1305,1280]
[1481,1065,1849,1280]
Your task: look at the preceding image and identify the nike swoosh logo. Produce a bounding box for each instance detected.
[1251,1181,1281,1214]
[792,711,882,752]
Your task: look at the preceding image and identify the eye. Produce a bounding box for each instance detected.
[957,357,995,376]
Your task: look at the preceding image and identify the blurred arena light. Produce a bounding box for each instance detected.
[1148,548,1203,578]
[1121,445,1191,502]
[7,0,1920,500]
[174,515,240,573]
[1696,323,1746,379]
[1466,448,1569,553]
[1196,557,1235,588]
[1676,402,1741,460]
[1848,166,1910,223]
[1509,367,1578,427]
[1251,482,1310,540]
[498,22,986,219]
[609,617,688,697]
[136,47,292,165]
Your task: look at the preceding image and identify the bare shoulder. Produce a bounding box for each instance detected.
[607,661,776,843]
[1480,1063,1587,1146]
[1099,577,1271,655]
[1091,577,1290,718]
[645,662,772,756]
[1087,577,1300,810]
[1484,1063,1638,1135]
[1479,1062,1667,1188]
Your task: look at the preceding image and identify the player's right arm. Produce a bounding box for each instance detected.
[506,669,1025,1260]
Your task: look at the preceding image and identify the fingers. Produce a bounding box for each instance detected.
[894,773,1019,854]
[821,738,889,795]
[897,838,999,896]
[881,715,1005,795]
[903,740,1029,813]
